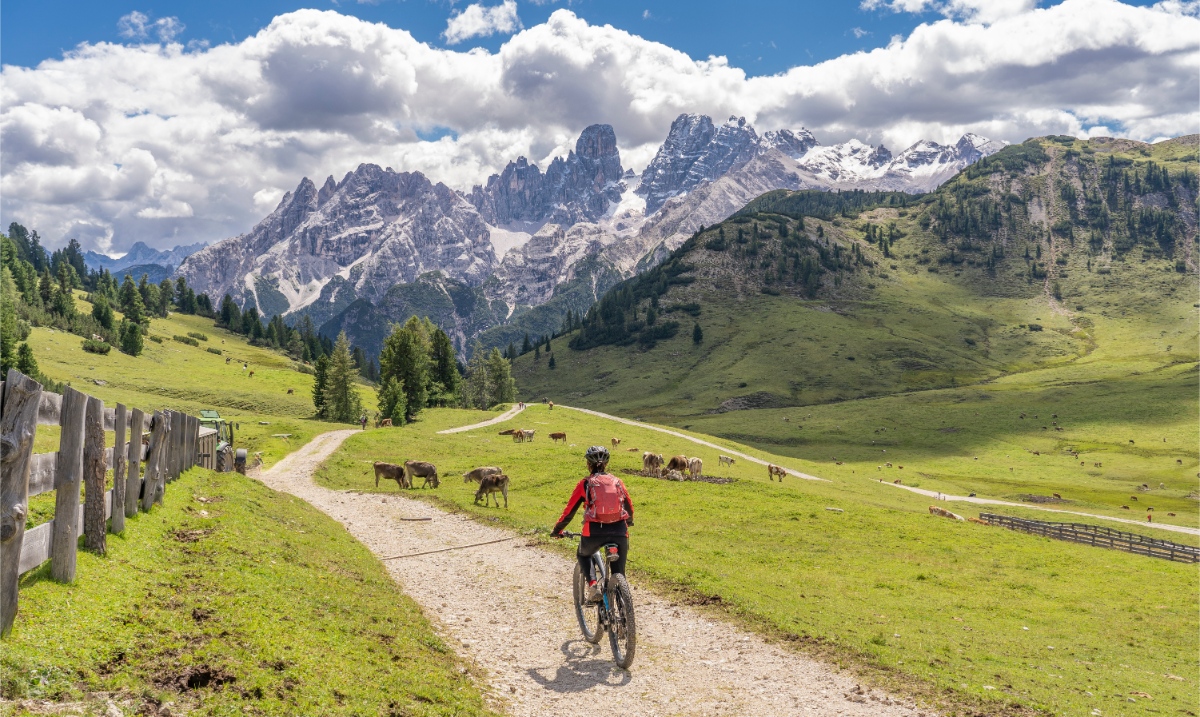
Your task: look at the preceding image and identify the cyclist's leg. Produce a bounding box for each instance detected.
[608,535,629,576]
[577,536,602,582]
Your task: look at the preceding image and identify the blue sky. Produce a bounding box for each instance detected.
[2,0,1195,252]
[1,0,1097,74]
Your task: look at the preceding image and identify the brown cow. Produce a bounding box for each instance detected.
[248,370,255,378]
[379,418,393,428]
[286,388,294,395]
[405,460,439,489]
[374,462,410,489]
[512,430,525,443]
[548,401,554,411]
[767,464,787,481]
[463,466,502,484]
[666,455,689,473]
[611,437,621,448]
[475,474,509,508]
[550,432,567,443]
[642,452,663,476]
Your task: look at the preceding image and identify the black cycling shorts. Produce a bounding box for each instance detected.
[578,534,628,581]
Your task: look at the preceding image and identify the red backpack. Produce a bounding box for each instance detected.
[583,473,629,524]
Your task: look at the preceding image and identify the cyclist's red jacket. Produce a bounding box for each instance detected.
[552,474,634,538]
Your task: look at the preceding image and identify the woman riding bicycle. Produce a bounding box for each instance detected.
[551,445,634,603]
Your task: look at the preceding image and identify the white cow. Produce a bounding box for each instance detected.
[687,457,703,479]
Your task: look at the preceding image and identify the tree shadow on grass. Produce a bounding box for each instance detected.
[525,638,632,692]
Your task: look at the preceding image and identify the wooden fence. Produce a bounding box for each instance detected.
[979,513,1200,563]
[0,369,217,637]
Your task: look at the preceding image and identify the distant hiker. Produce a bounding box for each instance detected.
[552,446,634,603]
[360,414,368,431]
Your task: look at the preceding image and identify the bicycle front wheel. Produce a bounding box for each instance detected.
[607,573,636,669]
[573,563,602,644]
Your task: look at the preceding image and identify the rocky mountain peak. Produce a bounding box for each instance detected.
[636,113,763,214]
[467,124,625,227]
[759,128,819,159]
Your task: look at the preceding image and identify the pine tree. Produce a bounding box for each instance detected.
[522,333,532,354]
[378,377,407,423]
[0,267,18,374]
[15,342,38,377]
[324,332,363,423]
[460,342,494,410]
[378,317,430,422]
[485,348,517,405]
[507,341,517,362]
[693,322,703,344]
[312,355,329,417]
[428,326,460,405]
[118,275,145,324]
[119,320,143,357]
[534,344,541,360]
[548,354,556,370]
[91,295,114,329]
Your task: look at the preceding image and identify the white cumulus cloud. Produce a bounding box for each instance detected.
[1,1,1196,255]
[118,11,186,42]
[443,0,522,45]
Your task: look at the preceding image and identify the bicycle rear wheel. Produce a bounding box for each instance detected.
[607,574,636,668]
[572,563,603,644]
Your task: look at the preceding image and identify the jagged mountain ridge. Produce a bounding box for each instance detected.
[178,113,1006,355]
[84,241,207,273]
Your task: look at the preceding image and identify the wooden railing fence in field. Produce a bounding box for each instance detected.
[0,369,218,637]
[979,513,1200,563]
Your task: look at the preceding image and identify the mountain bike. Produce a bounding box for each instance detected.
[561,531,636,668]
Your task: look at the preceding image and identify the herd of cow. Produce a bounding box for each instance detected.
[371,424,794,508]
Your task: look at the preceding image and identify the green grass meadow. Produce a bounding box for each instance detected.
[1,469,493,717]
[316,404,1199,717]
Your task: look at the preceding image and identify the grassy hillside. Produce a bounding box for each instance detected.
[512,135,1199,524]
[3,469,492,717]
[316,404,1198,717]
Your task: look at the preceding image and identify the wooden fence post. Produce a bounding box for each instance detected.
[188,415,198,469]
[51,386,88,583]
[83,396,107,554]
[166,411,179,482]
[142,411,167,512]
[1,369,44,637]
[125,407,143,518]
[110,403,126,534]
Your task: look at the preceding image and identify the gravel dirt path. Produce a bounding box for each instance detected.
[438,404,525,434]
[257,429,924,717]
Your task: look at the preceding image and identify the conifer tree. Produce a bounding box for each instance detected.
[485,348,517,405]
[312,355,329,417]
[693,322,703,345]
[522,333,532,354]
[324,332,363,423]
[119,320,143,356]
[548,354,556,370]
[91,295,114,329]
[428,326,460,405]
[15,342,38,377]
[118,275,145,324]
[378,317,430,422]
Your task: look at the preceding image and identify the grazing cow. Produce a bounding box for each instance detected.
[404,461,439,489]
[688,457,703,479]
[550,432,567,443]
[719,455,735,467]
[1130,496,1138,501]
[463,466,502,484]
[767,464,787,482]
[1121,505,1130,510]
[521,429,535,442]
[475,474,509,508]
[1053,493,1062,499]
[248,370,255,378]
[225,357,231,364]
[1168,512,1176,517]
[512,430,525,443]
[379,418,393,428]
[1177,459,1183,465]
[548,401,554,411]
[498,428,517,436]
[642,452,663,476]
[893,479,902,485]
[286,388,294,395]
[611,437,621,448]
[627,447,640,452]
[374,462,410,490]
[666,455,689,473]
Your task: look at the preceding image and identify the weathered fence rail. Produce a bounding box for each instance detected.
[980,513,1200,563]
[0,369,216,637]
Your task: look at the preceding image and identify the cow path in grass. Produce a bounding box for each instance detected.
[438,403,525,434]
[565,405,1200,538]
[258,430,923,717]
[562,405,826,481]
